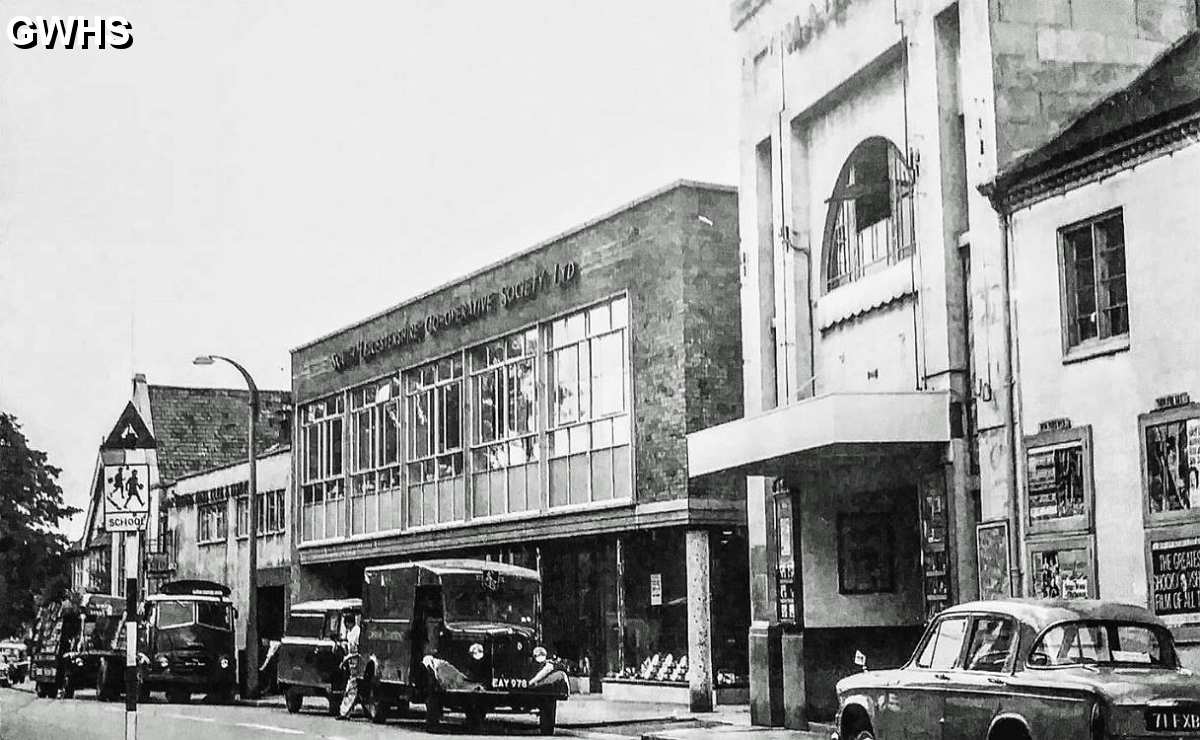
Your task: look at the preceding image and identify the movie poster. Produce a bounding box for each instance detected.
[1026,443,1085,522]
[1146,418,1198,513]
[1030,547,1091,599]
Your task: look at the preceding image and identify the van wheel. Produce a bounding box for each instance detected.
[539,699,557,735]
[851,732,876,740]
[424,692,443,730]
[283,687,302,713]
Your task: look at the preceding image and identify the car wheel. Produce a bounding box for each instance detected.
[424,692,443,730]
[284,687,303,714]
[539,699,557,736]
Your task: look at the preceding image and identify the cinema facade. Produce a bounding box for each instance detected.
[289,181,748,710]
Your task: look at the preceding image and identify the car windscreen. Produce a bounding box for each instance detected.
[1031,621,1178,668]
[441,574,538,628]
[197,602,232,630]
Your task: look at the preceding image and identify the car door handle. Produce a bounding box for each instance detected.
[934,673,952,681]
[986,677,1007,685]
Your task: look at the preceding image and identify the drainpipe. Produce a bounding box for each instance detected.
[998,208,1025,597]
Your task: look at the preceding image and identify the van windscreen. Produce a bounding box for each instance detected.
[442,574,538,628]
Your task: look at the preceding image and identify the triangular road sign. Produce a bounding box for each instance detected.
[101,402,156,450]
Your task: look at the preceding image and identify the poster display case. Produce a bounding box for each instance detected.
[919,477,950,620]
[1023,425,1093,536]
[1140,403,1200,527]
[976,520,1011,601]
[1027,535,1096,599]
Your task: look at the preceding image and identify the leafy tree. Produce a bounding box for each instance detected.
[0,412,80,639]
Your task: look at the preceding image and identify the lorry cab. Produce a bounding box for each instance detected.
[357,559,568,734]
[140,579,237,703]
[63,594,127,701]
[277,598,361,715]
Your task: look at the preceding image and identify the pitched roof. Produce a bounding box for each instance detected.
[146,385,291,484]
[989,31,1200,204]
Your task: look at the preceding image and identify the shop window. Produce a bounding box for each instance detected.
[405,354,465,527]
[197,500,227,544]
[547,296,632,508]
[837,511,896,594]
[613,530,688,683]
[1059,209,1128,352]
[299,395,345,542]
[822,137,916,292]
[469,328,539,518]
[1027,535,1096,599]
[349,376,403,535]
[236,489,285,538]
[1023,425,1094,536]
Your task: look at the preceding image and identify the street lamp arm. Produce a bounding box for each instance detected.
[206,355,259,400]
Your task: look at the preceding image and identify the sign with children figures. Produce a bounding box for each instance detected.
[103,463,150,531]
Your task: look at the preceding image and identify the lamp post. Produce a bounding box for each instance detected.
[194,354,260,698]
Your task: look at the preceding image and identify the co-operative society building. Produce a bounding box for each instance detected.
[289,181,747,710]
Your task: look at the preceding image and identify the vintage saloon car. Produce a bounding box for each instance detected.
[356,559,569,734]
[276,598,361,715]
[833,599,1200,740]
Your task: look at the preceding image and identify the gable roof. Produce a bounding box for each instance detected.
[987,31,1200,210]
[147,385,291,485]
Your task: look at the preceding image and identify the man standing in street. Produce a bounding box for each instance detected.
[337,612,361,719]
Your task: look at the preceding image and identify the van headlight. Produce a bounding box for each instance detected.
[219,656,230,670]
[533,646,548,664]
[469,643,485,661]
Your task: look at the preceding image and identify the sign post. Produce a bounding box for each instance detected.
[104,462,149,740]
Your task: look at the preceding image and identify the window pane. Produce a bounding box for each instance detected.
[476,372,499,444]
[916,616,968,670]
[555,347,579,425]
[329,419,343,475]
[964,617,1016,672]
[410,392,432,459]
[441,382,462,451]
[382,403,400,465]
[611,297,629,329]
[589,304,611,335]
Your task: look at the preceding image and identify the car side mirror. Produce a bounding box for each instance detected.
[854,649,868,672]
[1028,652,1050,667]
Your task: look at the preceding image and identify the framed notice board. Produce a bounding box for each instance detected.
[1023,425,1093,536]
[1027,535,1096,600]
[976,520,1011,600]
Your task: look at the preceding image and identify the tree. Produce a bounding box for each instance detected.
[0,412,80,639]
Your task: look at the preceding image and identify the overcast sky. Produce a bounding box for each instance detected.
[0,1,739,539]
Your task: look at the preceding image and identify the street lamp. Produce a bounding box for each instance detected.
[193,354,260,699]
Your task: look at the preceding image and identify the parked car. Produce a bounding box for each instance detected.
[832,599,1200,740]
[0,640,29,687]
[356,559,569,734]
[276,598,361,715]
[139,579,237,703]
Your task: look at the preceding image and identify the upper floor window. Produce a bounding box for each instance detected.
[1059,210,1127,350]
[236,488,285,537]
[298,395,345,542]
[348,377,402,535]
[406,355,465,526]
[198,499,227,544]
[469,328,539,517]
[822,137,915,292]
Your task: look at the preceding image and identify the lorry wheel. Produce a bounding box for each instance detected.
[60,676,75,699]
[166,688,190,704]
[284,687,303,714]
[538,699,557,736]
[35,682,51,698]
[424,692,443,730]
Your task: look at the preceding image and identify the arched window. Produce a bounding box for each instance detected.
[822,137,915,292]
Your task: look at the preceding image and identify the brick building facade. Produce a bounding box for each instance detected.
[288,181,747,710]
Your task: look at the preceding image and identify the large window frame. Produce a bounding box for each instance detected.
[405,354,465,527]
[349,376,403,535]
[1057,209,1129,359]
[299,395,346,543]
[197,499,228,545]
[546,295,633,508]
[469,327,540,519]
[822,137,916,293]
[236,488,286,538]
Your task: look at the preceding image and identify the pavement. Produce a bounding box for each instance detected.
[3,681,832,740]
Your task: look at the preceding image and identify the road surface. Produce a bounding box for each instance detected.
[0,686,555,740]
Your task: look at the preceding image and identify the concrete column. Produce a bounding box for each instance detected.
[781,629,808,730]
[685,529,714,712]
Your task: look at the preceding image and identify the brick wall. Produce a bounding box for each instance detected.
[990,0,1196,163]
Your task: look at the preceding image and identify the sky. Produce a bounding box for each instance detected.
[0,1,740,540]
